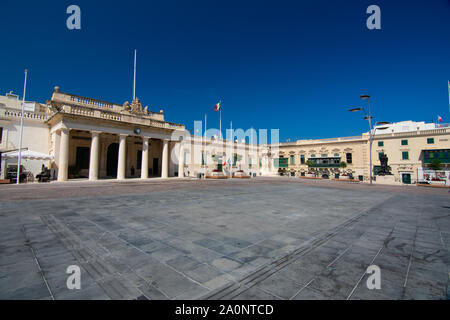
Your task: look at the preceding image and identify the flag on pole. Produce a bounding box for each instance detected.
[438,115,443,122]
[214,101,221,112]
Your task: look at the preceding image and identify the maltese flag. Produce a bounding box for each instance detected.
[438,115,443,122]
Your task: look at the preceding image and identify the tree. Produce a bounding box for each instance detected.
[428,159,442,180]
[428,158,442,171]
[233,154,243,167]
[305,160,314,174]
[340,161,347,175]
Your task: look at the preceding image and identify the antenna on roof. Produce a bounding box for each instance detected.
[133,49,137,101]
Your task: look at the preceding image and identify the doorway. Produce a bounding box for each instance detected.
[402,173,412,184]
[153,158,159,176]
[75,147,90,170]
[107,143,119,177]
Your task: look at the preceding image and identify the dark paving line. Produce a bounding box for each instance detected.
[200,197,393,300]
[21,226,55,300]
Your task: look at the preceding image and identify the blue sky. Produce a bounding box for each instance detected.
[1,0,450,142]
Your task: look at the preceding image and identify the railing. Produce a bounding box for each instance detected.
[310,163,340,168]
[69,95,115,109]
[280,136,363,146]
[3,108,50,121]
[70,106,95,117]
[99,111,122,121]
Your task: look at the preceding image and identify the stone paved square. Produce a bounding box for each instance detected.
[0,177,449,300]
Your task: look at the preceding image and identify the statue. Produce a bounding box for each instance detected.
[122,98,148,115]
[378,153,392,176]
[123,101,131,111]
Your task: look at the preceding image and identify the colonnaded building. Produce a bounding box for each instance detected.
[1,87,449,185]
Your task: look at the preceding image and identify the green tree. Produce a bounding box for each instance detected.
[233,154,243,166]
[428,159,442,179]
[340,161,347,175]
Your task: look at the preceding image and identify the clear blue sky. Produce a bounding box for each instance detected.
[1,0,450,142]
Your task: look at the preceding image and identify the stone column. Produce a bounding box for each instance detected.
[89,131,101,181]
[58,128,70,182]
[117,134,127,180]
[178,142,184,178]
[141,137,149,179]
[161,139,169,178]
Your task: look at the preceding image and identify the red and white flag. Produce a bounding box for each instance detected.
[438,115,443,122]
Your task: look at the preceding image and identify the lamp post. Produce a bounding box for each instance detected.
[348,95,389,185]
[17,69,28,185]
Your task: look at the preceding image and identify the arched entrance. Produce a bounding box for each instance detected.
[107,143,119,177]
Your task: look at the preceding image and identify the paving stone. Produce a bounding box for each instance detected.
[292,286,330,300]
[232,286,281,300]
[185,263,226,284]
[0,179,448,300]
[255,272,305,299]
[166,255,202,273]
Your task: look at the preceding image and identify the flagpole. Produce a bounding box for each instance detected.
[448,80,450,114]
[230,121,233,179]
[220,107,222,140]
[17,69,28,185]
[133,49,137,100]
[204,113,207,180]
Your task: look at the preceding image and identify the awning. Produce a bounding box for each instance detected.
[1,150,53,160]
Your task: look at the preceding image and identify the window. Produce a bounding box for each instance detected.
[249,157,253,168]
[427,138,434,144]
[378,152,384,160]
[202,153,206,165]
[321,154,327,158]
[401,140,408,146]
[346,153,352,164]
[290,155,295,165]
[259,158,262,167]
[300,155,305,164]
[334,153,340,157]
[310,154,316,158]
[137,150,142,169]
[378,141,384,147]
[0,127,3,143]
[402,151,409,160]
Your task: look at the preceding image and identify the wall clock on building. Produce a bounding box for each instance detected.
[134,128,141,135]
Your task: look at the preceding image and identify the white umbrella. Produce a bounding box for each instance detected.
[2,150,53,160]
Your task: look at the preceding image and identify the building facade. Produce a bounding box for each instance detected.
[273,121,450,184]
[1,87,187,181]
[1,87,449,185]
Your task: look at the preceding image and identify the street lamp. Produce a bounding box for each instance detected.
[348,95,389,185]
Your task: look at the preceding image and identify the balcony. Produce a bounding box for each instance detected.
[308,157,341,168]
[423,149,450,164]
